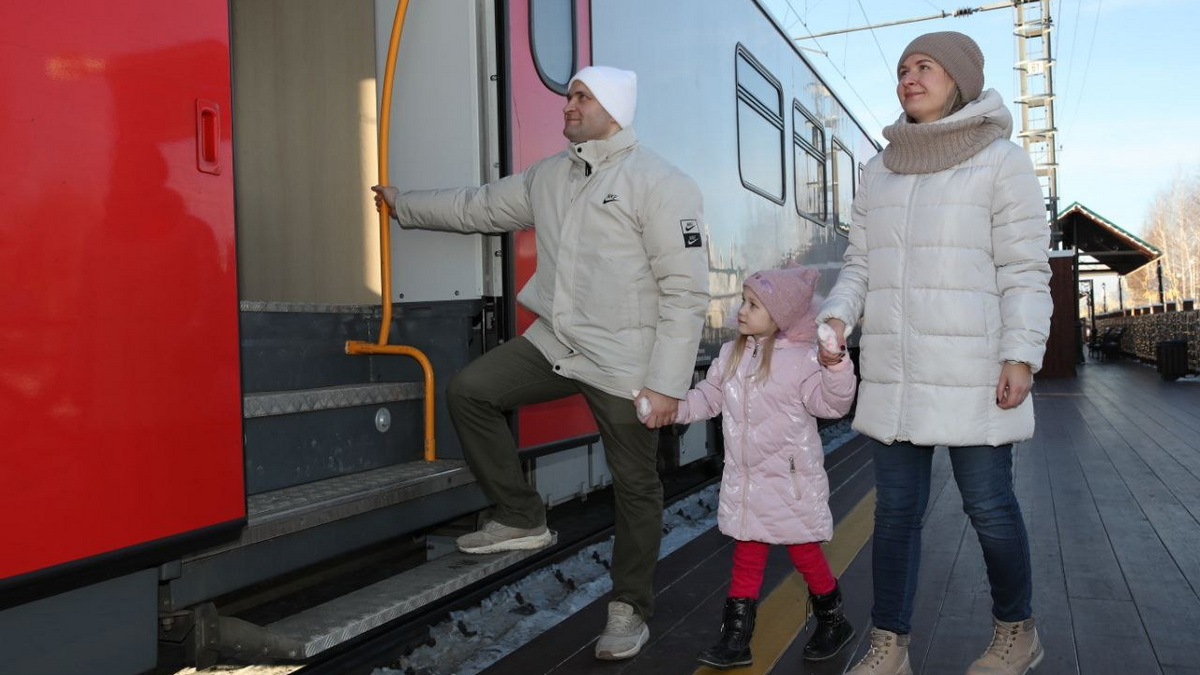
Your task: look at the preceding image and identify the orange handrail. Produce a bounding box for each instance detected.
[345,0,435,462]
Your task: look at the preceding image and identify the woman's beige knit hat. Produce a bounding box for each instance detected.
[898,31,985,102]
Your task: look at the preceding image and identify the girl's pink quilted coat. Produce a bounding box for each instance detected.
[677,336,856,544]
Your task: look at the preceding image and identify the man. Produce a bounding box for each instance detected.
[372,65,709,660]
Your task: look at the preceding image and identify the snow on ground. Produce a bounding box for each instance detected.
[374,484,720,675]
[171,662,302,667]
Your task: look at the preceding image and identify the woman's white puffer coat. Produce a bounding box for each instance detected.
[819,91,1051,447]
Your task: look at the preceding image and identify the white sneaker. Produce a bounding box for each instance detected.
[455,520,552,555]
[594,601,650,660]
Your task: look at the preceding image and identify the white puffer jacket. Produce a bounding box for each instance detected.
[392,128,709,399]
[819,91,1051,447]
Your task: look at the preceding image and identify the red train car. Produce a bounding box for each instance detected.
[1,2,244,673]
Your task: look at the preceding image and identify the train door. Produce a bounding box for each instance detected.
[232,0,498,308]
[0,1,244,672]
[156,0,503,615]
[506,0,598,449]
[229,0,500,479]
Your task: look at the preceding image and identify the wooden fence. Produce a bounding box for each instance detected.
[1095,306,1199,374]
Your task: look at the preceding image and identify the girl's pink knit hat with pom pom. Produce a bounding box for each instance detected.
[743,266,821,342]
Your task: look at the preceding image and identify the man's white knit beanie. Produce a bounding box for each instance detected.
[568,66,637,129]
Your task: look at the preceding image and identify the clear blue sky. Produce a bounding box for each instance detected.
[759,0,1200,235]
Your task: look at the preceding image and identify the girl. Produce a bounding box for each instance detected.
[818,31,1051,675]
[667,265,856,668]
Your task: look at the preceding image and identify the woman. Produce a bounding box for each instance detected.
[817,31,1052,675]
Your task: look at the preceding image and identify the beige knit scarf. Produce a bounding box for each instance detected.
[881,113,1005,174]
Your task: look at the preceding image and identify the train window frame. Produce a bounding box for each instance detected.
[530,0,577,95]
[831,137,855,236]
[792,100,827,225]
[734,45,785,205]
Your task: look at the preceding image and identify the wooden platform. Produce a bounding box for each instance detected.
[481,359,1200,675]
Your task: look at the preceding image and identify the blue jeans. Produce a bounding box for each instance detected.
[871,442,1032,635]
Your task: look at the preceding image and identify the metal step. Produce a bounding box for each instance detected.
[243,382,424,418]
[265,536,558,658]
[188,460,473,560]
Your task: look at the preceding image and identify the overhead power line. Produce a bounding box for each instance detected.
[794,1,1021,40]
[790,16,888,129]
[1067,0,1103,126]
[854,0,896,82]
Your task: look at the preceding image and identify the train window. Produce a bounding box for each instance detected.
[530,0,576,94]
[831,137,854,235]
[735,46,784,204]
[793,101,826,224]
[737,53,781,112]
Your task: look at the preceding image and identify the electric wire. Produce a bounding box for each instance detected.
[1067,0,1102,125]
[1059,0,1084,112]
[842,0,853,71]
[777,0,805,32]
[783,2,889,130]
[855,0,899,84]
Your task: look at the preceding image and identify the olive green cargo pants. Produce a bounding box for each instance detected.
[445,337,663,619]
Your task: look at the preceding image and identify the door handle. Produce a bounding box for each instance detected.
[195,99,221,175]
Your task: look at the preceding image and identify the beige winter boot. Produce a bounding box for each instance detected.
[966,617,1044,675]
[846,627,913,675]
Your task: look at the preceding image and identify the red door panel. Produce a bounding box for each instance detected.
[508,0,597,448]
[0,1,244,579]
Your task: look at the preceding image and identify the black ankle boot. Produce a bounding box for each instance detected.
[696,597,757,669]
[803,583,855,661]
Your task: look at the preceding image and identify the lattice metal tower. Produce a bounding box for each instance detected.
[1013,0,1059,241]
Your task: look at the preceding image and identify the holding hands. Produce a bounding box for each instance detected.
[632,388,680,429]
[817,319,847,368]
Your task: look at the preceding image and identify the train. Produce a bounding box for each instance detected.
[0,1,878,673]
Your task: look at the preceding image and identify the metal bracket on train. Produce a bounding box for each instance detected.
[191,602,307,667]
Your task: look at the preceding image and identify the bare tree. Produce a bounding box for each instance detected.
[1126,173,1200,306]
